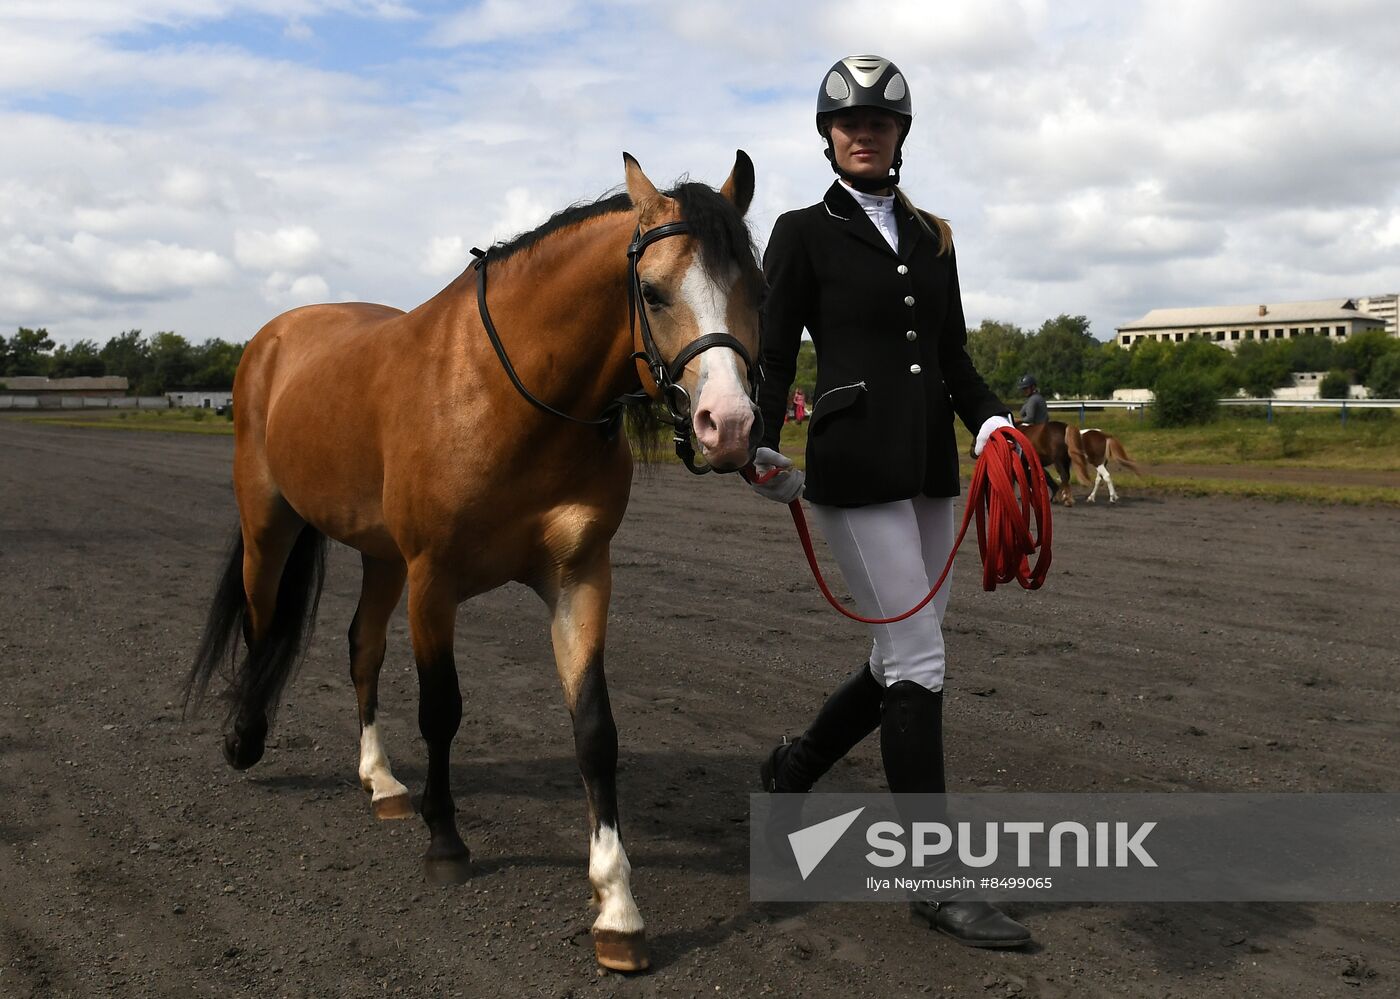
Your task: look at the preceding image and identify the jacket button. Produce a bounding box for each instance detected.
[906,330,917,341]
[904,295,915,306]
[897,264,909,275]
[910,364,922,375]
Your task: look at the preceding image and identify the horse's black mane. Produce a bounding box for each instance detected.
[487,180,762,292]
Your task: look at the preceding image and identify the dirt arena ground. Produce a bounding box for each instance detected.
[2,418,1397,998]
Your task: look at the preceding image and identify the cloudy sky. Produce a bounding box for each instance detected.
[3,0,1398,346]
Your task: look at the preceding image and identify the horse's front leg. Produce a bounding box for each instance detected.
[407,560,469,883]
[543,546,649,973]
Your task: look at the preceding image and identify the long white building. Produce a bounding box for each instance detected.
[1115,297,1389,351]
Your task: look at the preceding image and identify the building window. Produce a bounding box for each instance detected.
[1305,327,1315,335]
[1275,329,1284,338]
[1216,331,1226,341]
[1121,335,1130,345]
[1175,332,1184,342]
[1230,330,1240,340]
[1288,328,1298,337]
[1336,326,1345,336]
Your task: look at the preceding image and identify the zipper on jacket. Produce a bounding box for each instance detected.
[813,380,867,408]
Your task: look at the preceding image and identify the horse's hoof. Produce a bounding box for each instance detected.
[372,793,414,820]
[221,719,268,771]
[594,929,650,973]
[422,842,471,884]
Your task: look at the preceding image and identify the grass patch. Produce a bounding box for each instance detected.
[21,409,235,435]
[1043,408,1400,471]
[1130,474,1400,507]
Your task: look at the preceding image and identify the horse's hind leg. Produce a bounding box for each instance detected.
[350,554,412,819]
[225,496,306,769]
[406,559,469,883]
[542,546,648,973]
[1086,465,1104,503]
[1103,465,1119,503]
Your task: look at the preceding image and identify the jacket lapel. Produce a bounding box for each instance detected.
[822,181,900,259]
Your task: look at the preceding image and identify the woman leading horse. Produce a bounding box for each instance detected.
[186,153,763,973]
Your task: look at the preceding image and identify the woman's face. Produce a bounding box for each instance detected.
[828,108,901,181]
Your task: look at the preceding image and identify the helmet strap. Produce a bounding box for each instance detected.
[823,137,904,193]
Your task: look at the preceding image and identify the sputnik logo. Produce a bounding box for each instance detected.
[788,807,865,880]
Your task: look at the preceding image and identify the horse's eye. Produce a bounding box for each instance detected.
[640,284,664,308]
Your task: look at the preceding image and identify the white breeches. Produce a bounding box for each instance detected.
[807,495,955,692]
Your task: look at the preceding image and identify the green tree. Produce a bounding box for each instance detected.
[4,327,55,376]
[100,330,152,390]
[1232,340,1292,397]
[1367,352,1400,397]
[1169,339,1237,392]
[1019,314,1096,396]
[49,339,107,378]
[1081,339,1131,398]
[1153,368,1220,426]
[188,338,243,389]
[144,331,194,394]
[1318,369,1351,399]
[1336,329,1397,385]
[966,319,1027,398]
[1125,339,1174,388]
[1286,333,1335,373]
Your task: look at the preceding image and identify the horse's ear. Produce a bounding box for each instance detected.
[623,152,661,213]
[720,149,754,216]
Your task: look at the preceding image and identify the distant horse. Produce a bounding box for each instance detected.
[187,153,764,973]
[1015,421,1077,506]
[1065,427,1143,503]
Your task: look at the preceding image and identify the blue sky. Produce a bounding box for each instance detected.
[2,0,1398,346]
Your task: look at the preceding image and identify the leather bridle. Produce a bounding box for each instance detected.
[471,220,760,474]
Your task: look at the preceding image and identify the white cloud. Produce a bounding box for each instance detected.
[2,0,1399,346]
[420,234,466,276]
[234,226,324,271]
[262,270,330,306]
[434,0,581,46]
[487,187,554,244]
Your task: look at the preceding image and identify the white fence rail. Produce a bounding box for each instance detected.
[1045,397,1400,424]
[0,395,170,410]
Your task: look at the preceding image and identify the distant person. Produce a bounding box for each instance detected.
[1018,374,1047,425]
[791,388,807,424]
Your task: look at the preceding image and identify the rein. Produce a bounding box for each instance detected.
[470,220,758,474]
[745,425,1052,624]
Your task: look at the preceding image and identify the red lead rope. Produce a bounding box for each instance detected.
[744,426,1052,624]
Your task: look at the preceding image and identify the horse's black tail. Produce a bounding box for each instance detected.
[185,523,328,730]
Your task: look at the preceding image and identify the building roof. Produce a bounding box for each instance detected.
[1117,298,1388,332]
[0,375,129,390]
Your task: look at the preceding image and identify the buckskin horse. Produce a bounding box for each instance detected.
[186,153,763,972]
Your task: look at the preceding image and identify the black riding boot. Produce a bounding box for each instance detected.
[761,662,883,793]
[880,680,1031,949]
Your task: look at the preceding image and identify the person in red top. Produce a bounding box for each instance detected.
[792,388,807,424]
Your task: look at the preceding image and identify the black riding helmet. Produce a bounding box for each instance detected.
[816,55,912,192]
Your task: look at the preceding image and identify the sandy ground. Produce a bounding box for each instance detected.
[1,418,1396,998]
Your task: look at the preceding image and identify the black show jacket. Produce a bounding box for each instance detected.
[758,182,1010,506]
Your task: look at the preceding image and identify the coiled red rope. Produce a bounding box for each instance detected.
[745,425,1052,624]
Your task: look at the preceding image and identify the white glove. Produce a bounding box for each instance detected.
[747,446,805,504]
[974,415,1014,456]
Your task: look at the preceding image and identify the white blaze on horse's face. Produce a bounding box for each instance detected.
[676,255,757,471]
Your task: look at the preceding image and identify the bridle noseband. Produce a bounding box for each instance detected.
[471,220,761,475]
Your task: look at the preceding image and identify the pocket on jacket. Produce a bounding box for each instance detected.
[809,381,867,431]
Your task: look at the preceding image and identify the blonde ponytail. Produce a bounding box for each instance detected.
[893,186,953,257]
